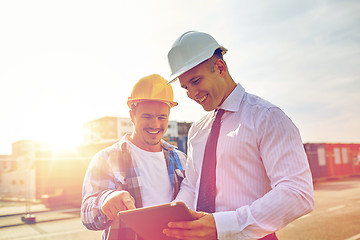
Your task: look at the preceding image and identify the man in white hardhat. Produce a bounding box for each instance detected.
[81,74,186,240]
[163,31,314,240]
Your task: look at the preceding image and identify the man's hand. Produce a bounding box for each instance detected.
[163,209,217,240]
[101,190,136,220]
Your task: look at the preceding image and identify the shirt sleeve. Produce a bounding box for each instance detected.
[214,107,315,239]
[81,151,120,231]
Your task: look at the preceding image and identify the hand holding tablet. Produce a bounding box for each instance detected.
[117,202,195,240]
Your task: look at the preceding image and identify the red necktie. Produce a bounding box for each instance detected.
[196,109,225,213]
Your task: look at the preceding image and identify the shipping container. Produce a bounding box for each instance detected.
[304,143,328,179]
[304,143,360,180]
[325,144,354,177]
[348,144,360,174]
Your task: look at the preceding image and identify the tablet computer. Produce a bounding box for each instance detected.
[117,201,195,240]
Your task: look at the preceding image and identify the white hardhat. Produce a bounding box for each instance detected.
[167,31,227,83]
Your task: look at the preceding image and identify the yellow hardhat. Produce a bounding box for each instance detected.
[127,74,178,109]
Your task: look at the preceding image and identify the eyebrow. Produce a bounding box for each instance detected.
[141,113,168,117]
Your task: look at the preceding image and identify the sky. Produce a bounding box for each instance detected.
[0,0,359,154]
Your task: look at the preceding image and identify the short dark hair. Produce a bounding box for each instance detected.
[203,48,225,72]
[213,48,224,60]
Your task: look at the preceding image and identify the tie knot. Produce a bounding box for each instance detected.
[215,109,225,121]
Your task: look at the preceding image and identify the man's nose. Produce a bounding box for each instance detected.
[149,117,161,128]
[186,86,198,100]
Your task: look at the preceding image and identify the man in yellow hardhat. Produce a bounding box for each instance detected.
[81,74,186,240]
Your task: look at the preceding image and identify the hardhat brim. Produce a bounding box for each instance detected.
[127,98,178,109]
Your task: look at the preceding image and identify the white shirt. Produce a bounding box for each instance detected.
[128,141,173,207]
[176,83,314,239]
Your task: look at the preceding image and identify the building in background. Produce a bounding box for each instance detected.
[0,140,52,201]
[177,122,192,137]
[0,155,17,198]
[173,121,192,153]
[0,155,12,172]
[0,139,87,207]
[12,140,52,159]
[83,117,130,145]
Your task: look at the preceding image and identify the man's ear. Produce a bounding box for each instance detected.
[129,109,135,123]
[214,59,227,75]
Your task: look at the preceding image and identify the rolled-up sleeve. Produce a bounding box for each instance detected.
[81,151,119,230]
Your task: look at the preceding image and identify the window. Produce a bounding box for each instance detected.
[317,148,326,166]
[342,148,348,164]
[334,148,341,164]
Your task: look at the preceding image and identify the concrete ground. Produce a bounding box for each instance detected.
[1,176,360,240]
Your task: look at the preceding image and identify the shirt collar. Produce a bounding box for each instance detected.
[218,83,245,112]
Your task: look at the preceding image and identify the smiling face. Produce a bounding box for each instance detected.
[129,101,170,152]
[178,57,231,111]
